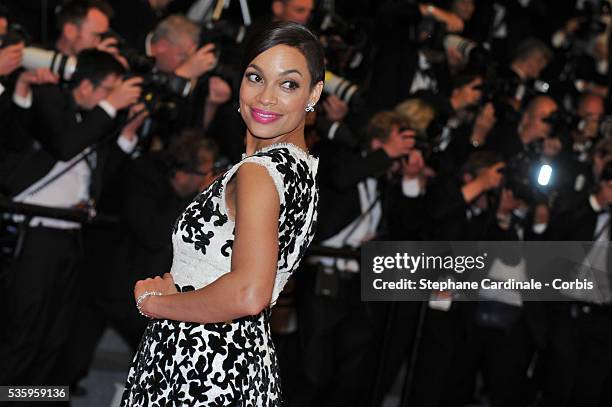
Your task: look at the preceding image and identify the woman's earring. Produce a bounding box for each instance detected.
[237,107,241,113]
[305,103,315,112]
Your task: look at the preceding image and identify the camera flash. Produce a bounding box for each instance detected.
[537,164,553,186]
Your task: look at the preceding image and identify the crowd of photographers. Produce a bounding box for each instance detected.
[1,0,612,406]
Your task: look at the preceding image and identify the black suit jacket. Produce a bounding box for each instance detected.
[108,153,193,300]
[1,83,122,201]
[366,2,451,114]
[315,140,393,242]
[0,83,11,132]
[546,195,606,241]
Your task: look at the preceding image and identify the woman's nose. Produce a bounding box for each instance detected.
[257,84,277,106]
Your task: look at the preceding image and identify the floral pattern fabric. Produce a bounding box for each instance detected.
[120,144,319,406]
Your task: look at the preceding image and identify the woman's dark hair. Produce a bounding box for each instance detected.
[241,21,325,88]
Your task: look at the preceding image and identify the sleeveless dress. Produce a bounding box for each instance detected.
[120,143,319,406]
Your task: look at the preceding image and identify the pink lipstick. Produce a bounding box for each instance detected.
[250,107,282,124]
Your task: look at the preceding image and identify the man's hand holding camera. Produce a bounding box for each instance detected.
[175,43,217,79]
[0,43,23,76]
[418,3,464,33]
[477,162,505,190]
[120,102,149,143]
[207,75,232,105]
[323,94,349,122]
[105,76,143,110]
[462,162,505,203]
[96,36,129,68]
[14,68,60,99]
[380,126,416,159]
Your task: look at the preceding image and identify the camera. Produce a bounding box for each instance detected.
[22,48,77,81]
[0,23,77,81]
[501,152,554,204]
[97,30,194,116]
[313,11,369,74]
[543,109,584,142]
[444,35,491,72]
[0,23,28,48]
[324,70,360,106]
[196,20,242,87]
[406,16,447,63]
[399,126,431,152]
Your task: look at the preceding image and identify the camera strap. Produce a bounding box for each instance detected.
[22,148,94,199]
[19,105,142,199]
[330,184,381,272]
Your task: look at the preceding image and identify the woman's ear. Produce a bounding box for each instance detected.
[309,80,324,106]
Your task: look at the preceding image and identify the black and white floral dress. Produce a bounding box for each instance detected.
[120,143,319,406]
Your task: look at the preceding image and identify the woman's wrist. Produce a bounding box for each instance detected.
[136,291,163,318]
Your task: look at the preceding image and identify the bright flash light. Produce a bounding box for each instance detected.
[537,164,552,186]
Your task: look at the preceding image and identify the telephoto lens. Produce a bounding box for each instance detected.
[323,70,359,105]
[21,48,77,81]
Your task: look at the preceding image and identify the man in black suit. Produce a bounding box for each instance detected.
[486,95,561,162]
[291,111,415,407]
[540,160,612,407]
[554,93,606,208]
[61,131,221,390]
[55,0,115,57]
[0,49,141,387]
[137,14,239,155]
[0,41,23,141]
[366,1,464,113]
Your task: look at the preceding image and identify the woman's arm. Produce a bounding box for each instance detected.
[137,162,281,323]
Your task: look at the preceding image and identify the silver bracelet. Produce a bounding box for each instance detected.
[136,291,163,317]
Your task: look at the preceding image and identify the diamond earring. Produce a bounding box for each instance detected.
[237,107,241,113]
[305,103,315,112]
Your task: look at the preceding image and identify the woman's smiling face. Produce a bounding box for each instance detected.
[239,44,322,140]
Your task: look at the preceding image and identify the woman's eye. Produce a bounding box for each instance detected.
[246,73,261,83]
[281,81,299,91]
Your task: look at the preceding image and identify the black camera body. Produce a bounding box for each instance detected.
[543,109,584,143]
[99,30,194,117]
[0,23,29,49]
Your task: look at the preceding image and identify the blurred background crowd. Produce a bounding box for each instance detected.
[1,0,612,406]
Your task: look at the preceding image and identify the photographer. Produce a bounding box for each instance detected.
[292,111,415,407]
[554,93,606,206]
[422,71,498,174]
[139,14,237,152]
[0,49,141,387]
[55,0,119,58]
[407,152,504,406]
[538,157,612,406]
[148,14,215,79]
[550,3,610,97]
[486,95,561,162]
[61,130,221,392]
[0,41,23,133]
[497,38,553,111]
[366,1,464,112]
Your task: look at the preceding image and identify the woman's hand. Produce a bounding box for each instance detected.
[134,273,178,316]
